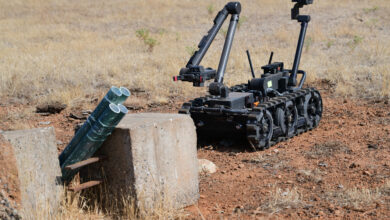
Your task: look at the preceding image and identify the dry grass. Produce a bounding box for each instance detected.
[0,107,34,130]
[22,184,185,219]
[260,187,303,213]
[296,169,323,184]
[243,151,290,170]
[305,141,351,159]
[324,180,390,211]
[0,0,389,109]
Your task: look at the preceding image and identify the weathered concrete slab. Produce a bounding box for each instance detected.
[82,113,199,210]
[0,127,63,217]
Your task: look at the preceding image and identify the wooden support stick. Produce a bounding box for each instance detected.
[65,156,106,170]
[68,180,102,192]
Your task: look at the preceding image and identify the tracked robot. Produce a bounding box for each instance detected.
[173,0,322,150]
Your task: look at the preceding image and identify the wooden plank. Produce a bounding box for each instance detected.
[65,156,106,170]
[68,180,102,192]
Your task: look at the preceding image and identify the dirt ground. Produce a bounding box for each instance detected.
[192,87,390,219]
[1,82,389,219]
[0,136,21,219]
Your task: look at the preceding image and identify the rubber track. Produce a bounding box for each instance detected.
[247,87,321,150]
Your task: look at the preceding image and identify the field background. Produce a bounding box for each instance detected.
[1,0,390,219]
[0,0,389,109]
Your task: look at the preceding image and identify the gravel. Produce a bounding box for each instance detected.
[0,191,21,220]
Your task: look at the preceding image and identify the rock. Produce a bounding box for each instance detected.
[12,209,18,216]
[238,163,245,169]
[349,163,357,168]
[80,113,199,211]
[36,102,66,114]
[334,210,341,216]
[68,112,87,120]
[303,204,314,209]
[81,110,92,115]
[368,144,378,149]
[234,205,244,213]
[318,162,328,167]
[1,127,63,216]
[199,159,218,174]
[337,184,344,189]
[38,121,51,125]
[363,170,371,176]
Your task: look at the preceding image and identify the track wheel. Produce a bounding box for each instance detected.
[275,101,298,137]
[247,110,274,150]
[303,90,322,128]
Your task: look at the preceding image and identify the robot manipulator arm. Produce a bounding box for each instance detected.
[173,2,241,88]
[173,66,217,87]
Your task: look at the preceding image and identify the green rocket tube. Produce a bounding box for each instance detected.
[61,103,124,182]
[117,87,131,104]
[59,86,122,165]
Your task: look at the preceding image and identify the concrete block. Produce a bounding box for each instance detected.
[0,127,63,216]
[82,113,199,210]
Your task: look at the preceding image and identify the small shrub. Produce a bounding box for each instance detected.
[349,35,363,49]
[207,4,214,15]
[158,28,167,36]
[136,29,158,52]
[221,28,228,38]
[353,35,363,45]
[136,29,149,41]
[237,16,247,29]
[243,152,289,170]
[260,187,303,213]
[326,187,382,210]
[144,38,158,51]
[326,40,335,49]
[175,32,181,41]
[363,6,379,13]
[296,169,323,184]
[304,36,313,52]
[305,141,351,159]
[185,45,197,56]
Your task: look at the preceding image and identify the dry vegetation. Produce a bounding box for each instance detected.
[325,180,390,211]
[305,140,351,159]
[0,0,389,109]
[1,0,390,219]
[22,185,185,220]
[260,187,303,214]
